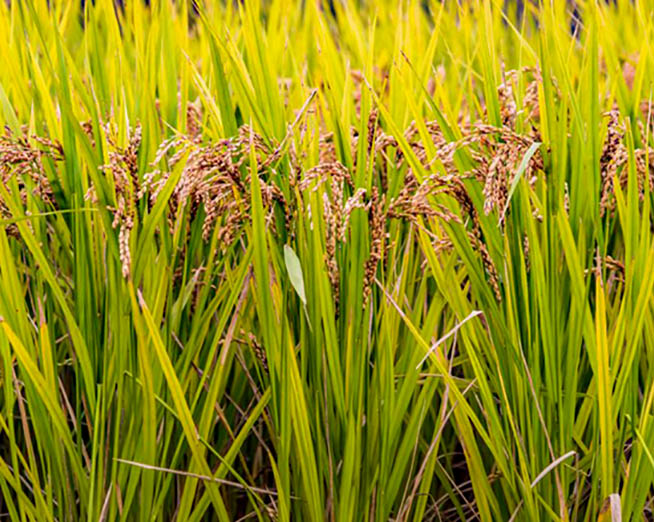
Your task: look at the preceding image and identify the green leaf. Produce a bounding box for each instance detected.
[283,244,307,305]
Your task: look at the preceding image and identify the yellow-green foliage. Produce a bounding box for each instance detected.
[0,0,653,520]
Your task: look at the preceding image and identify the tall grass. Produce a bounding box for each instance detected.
[0,0,653,520]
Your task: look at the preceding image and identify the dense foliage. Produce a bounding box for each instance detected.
[0,1,653,520]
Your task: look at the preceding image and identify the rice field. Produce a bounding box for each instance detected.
[0,0,653,520]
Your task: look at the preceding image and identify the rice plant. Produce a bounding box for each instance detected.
[0,0,653,520]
